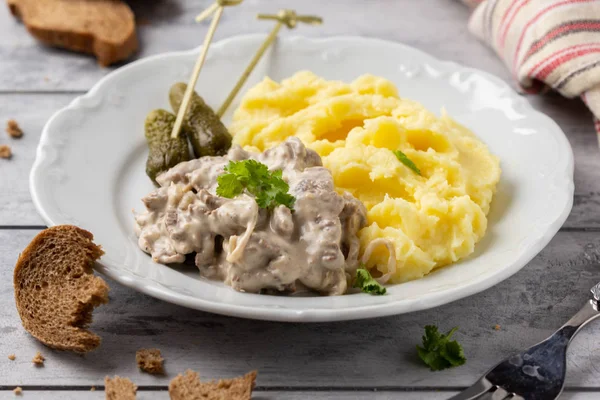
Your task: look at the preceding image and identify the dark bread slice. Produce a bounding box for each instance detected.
[169,369,257,400]
[14,225,109,353]
[7,0,138,66]
[105,376,137,400]
[136,348,164,374]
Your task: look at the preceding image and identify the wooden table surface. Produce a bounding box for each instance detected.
[2,0,600,399]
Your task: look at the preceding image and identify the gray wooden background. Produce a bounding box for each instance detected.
[2,0,600,399]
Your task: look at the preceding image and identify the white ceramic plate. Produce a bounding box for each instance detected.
[30,35,574,322]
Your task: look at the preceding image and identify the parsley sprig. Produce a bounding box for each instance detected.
[417,325,466,371]
[353,266,386,295]
[216,160,295,210]
[393,150,421,175]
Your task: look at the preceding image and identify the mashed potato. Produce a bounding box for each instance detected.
[230,71,501,283]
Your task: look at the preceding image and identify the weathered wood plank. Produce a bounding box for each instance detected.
[1,229,600,388]
[0,94,74,226]
[0,390,451,400]
[0,0,506,92]
[0,391,597,400]
[527,94,600,229]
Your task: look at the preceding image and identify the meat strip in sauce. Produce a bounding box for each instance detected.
[134,137,367,295]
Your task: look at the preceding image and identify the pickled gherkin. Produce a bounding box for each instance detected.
[169,82,232,158]
[145,109,191,185]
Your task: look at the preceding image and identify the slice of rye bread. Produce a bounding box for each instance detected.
[105,376,137,400]
[14,225,109,353]
[169,370,257,400]
[6,0,138,66]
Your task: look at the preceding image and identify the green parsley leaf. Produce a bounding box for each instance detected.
[393,150,421,175]
[441,339,466,367]
[226,159,254,178]
[416,325,466,371]
[216,160,295,210]
[275,192,296,209]
[216,173,244,198]
[353,267,386,295]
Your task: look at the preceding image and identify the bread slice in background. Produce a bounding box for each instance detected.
[7,0,138,66]
[14,225,109,353]
[169,370,257,400]
[105,376,137,400]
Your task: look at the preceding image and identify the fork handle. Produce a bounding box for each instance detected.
[558,299,600,343]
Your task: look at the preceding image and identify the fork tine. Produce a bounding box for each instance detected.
[447,378,493,400]
[491,387,515,400]
[476,393,496,400]
[476,386,513,400]
[493,389,509,400]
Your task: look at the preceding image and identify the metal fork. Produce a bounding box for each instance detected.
[449,282,600,400]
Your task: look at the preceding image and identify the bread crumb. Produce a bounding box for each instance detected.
[494,324,501,331]
[105,376,137,400]
[8,354,16,361]
[136,348,164,374]
[90,386,96,391]
[0,144,12,159]
[6,119,23,138]
[32,351,45,366]
[169,369,257,400]
[13,387,22,395]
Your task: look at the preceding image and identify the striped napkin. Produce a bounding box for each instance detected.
[462,0,600,142]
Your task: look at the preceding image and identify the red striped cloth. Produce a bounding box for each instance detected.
[462,0,600,143]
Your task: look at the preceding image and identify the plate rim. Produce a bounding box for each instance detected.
[29,34,575,322]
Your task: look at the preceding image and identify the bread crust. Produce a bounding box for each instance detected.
[7,0,138,66]
[169,370,257,400]
[13,225,109,353]
[105,376,137,400]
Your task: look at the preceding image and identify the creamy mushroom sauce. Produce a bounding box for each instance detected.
[134,137,367,295]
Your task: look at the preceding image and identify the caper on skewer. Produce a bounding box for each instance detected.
[145,109,191,185]
[169,82,232,158]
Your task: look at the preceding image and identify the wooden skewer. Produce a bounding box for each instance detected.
[217,10,323,118]
[195,3,219,23]
[196,0,242,22]
[171,0,243,139]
